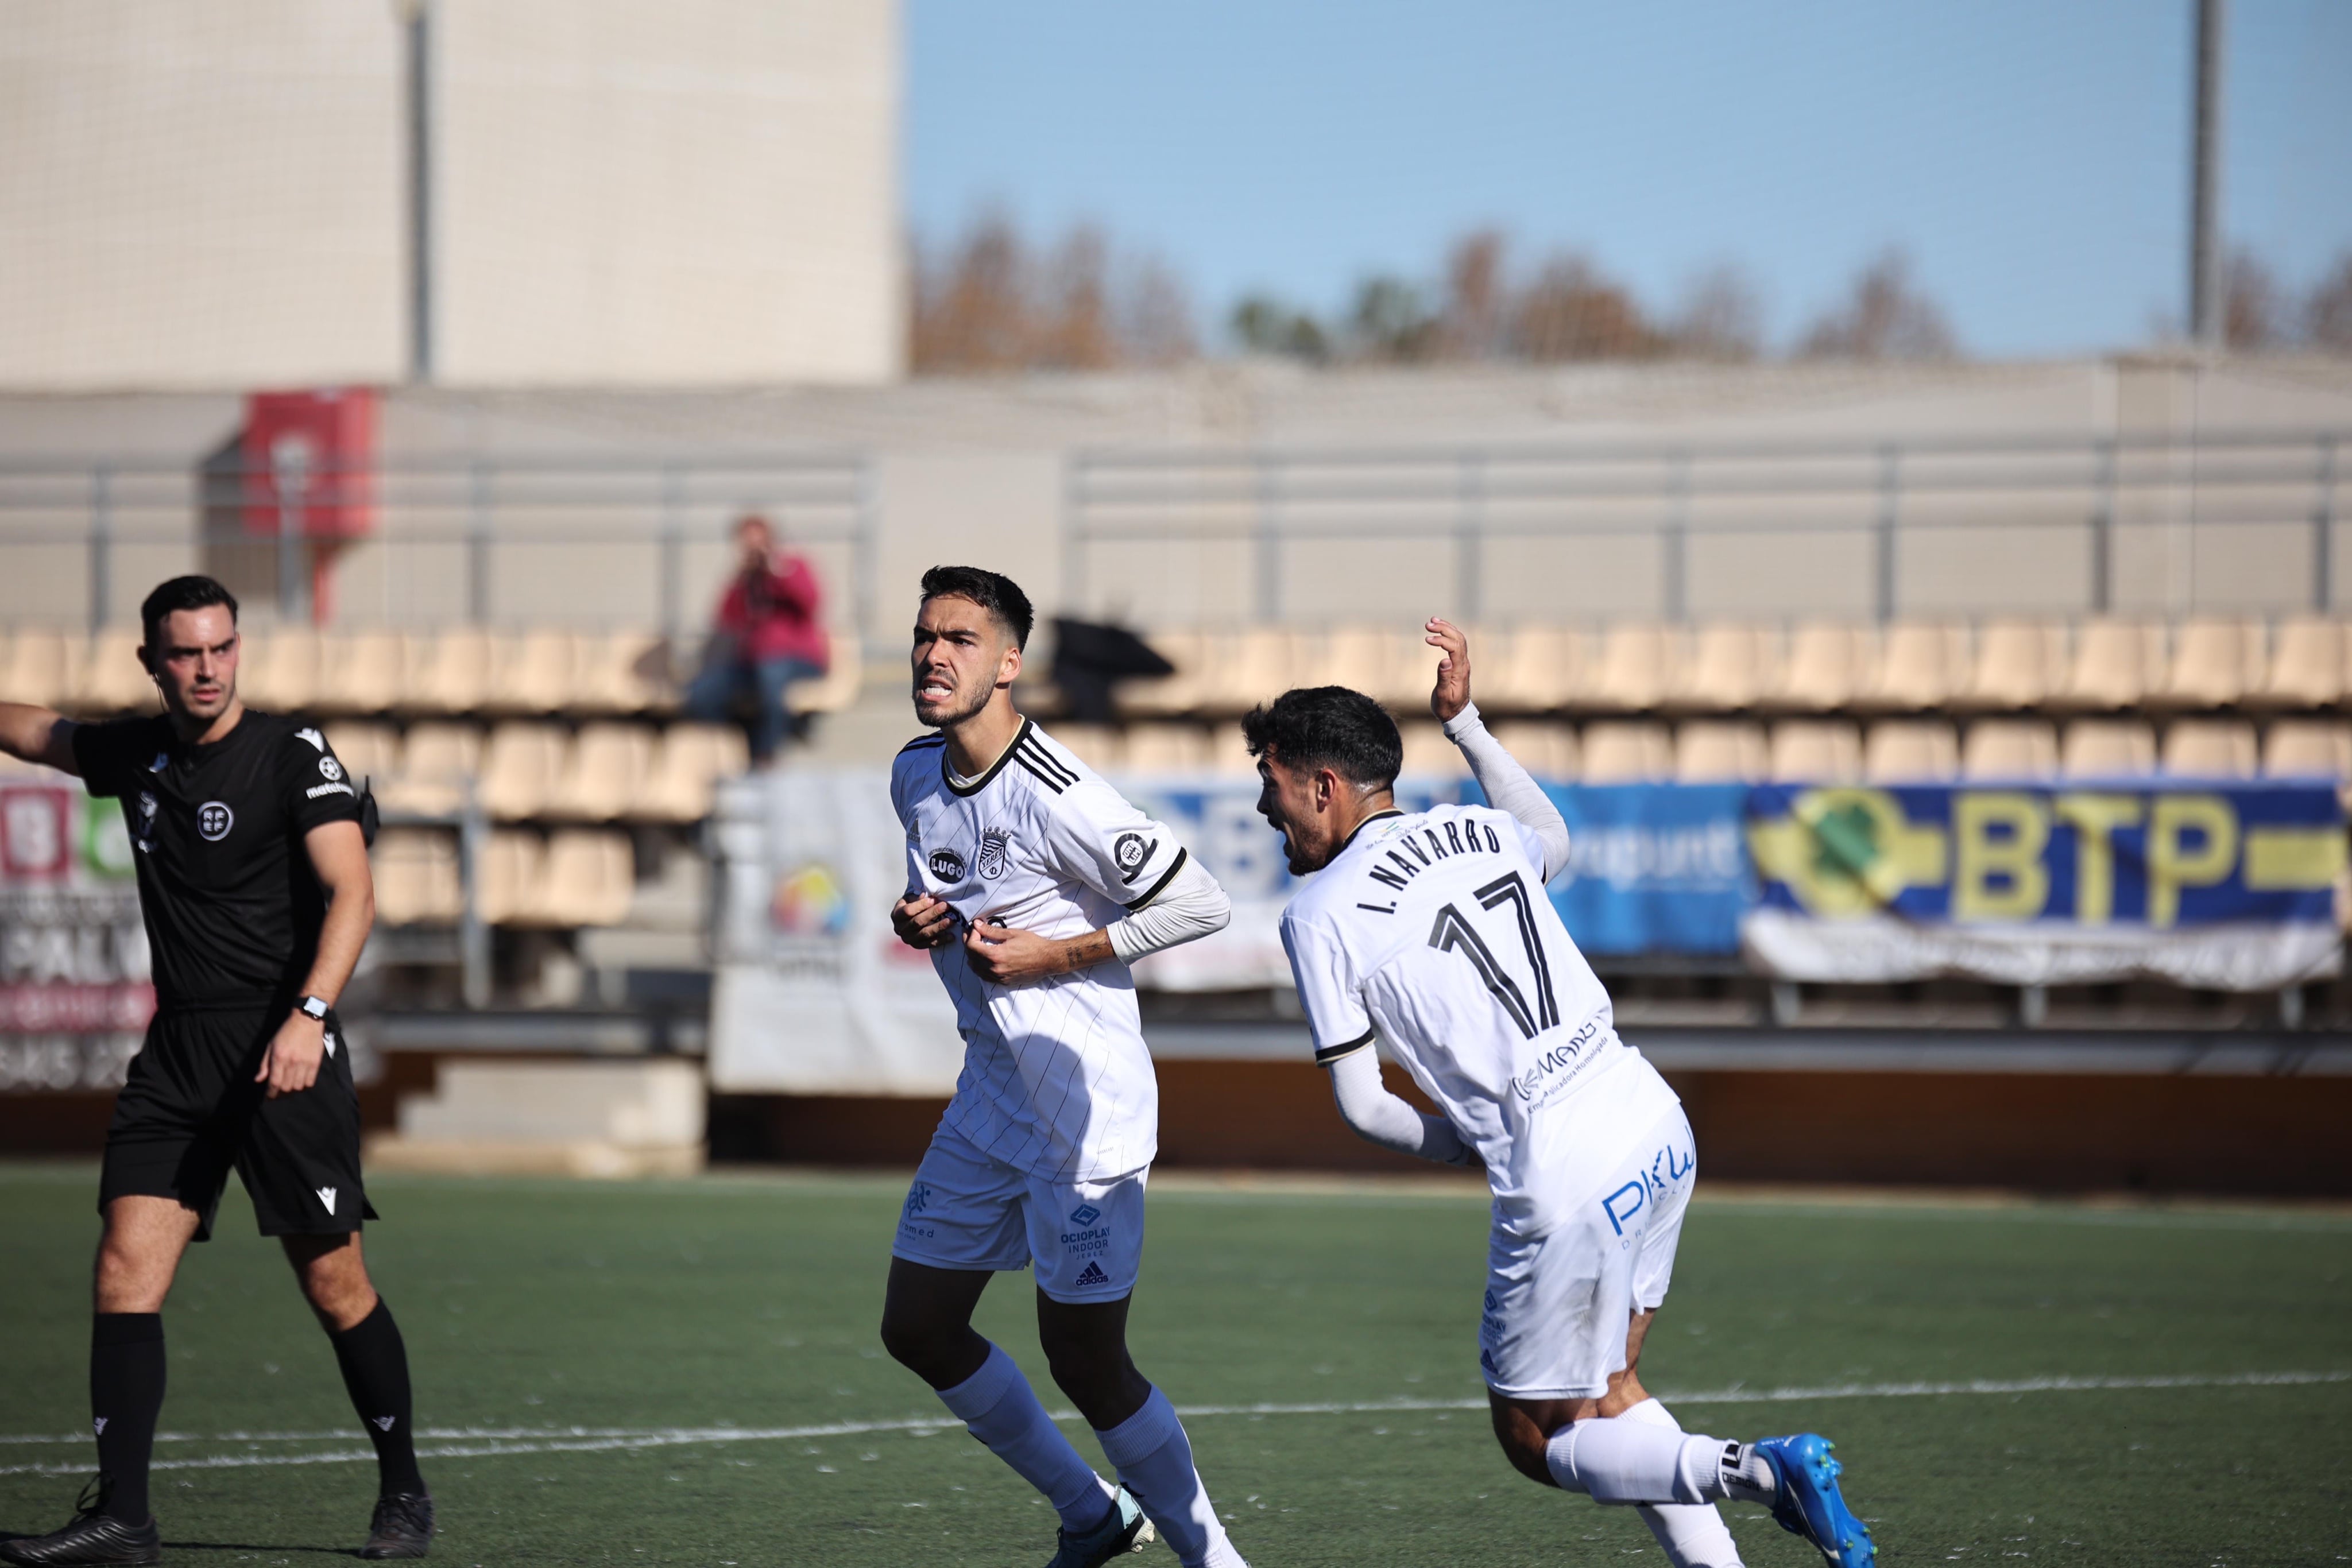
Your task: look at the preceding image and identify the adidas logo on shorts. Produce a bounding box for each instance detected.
[1074,1261,1109,1288]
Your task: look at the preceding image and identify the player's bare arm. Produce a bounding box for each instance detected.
[961,919,1115,984]
[0,701,82,775]
[257,821,374,1099]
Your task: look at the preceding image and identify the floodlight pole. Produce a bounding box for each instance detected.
[2189,0,2226,353]
[402,0,435,381]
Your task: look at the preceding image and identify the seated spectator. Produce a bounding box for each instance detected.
[682,514,829,763]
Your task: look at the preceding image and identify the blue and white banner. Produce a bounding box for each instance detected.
[1744,782,2347,989]
[1526,783,1751,957]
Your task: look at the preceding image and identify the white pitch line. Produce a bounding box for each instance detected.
[1,1369,2342,1478]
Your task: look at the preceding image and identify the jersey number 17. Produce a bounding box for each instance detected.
[1427,871,1561,1040]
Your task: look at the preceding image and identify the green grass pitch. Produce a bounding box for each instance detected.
[2,1163,2348,1566]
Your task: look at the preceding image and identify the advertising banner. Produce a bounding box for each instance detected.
[0,780,153,1094]
[1523,783,1751,956]
[1744,781,2346,989]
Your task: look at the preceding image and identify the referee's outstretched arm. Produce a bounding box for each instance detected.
[0,700,83,775]
[259,821,375,1098]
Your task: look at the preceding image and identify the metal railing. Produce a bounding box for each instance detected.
[1063,429,2349,626]
[0,452,879,648]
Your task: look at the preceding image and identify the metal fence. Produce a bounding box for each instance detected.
[1063,429,2349,628]
[0,452,877,647]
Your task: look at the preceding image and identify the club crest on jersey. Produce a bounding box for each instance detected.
[977,827,1011,880]
[928,847,966,881]
[196,801,234,841]
[1112,831,1157,884]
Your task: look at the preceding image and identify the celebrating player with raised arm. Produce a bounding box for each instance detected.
[0,577,429,1566]
[1249,619,1877,1568]
[879,567,1250,1568]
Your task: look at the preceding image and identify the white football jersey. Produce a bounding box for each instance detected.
[892,719,1193,1182]
[1281,803,1679,1238]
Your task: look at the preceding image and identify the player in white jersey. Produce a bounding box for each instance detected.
[1251,620,1877,1568]
[878,567,1251,1568]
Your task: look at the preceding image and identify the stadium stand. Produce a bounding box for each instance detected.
[2265,720,2352,778]
[2062,718,2160,777]
[1581,721,1674,783]
[1674,719,1768,783]
[1960,718,2060,780]
[1769,719,1863,783]
[1864,721,1960,782]
[2163,718,2259,778]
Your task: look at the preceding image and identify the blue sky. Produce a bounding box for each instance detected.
[904,0,2352,359]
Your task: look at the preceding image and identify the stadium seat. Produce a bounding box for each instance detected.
[1676,624,1781,711]
[1124,723,1209,772]
[1674,720,1767,783]
[1,629,78,709]
[784,633,865,717]
[2150,618,2263,708]
[1775,623,1871,710]
[2161,719,2258,779]
[315,630,408,714]
[1216,629,1302,711]
[1305,626,1432,708]
[539,830,635,926]
[408,628,496,713]
[2249,617,2346,707]
[479,723,568,820]
[73,629,152,713]
[1768,721,1864,783]
[323,722,401,787]
[1489,720,1579,781]
[2052,620,2165,709]
[1580,721,1673,783]
[478,830,546,924]
[1863,721,1960,783]
[376,722,481,815]
[2061,719,2158,777]
[1958,620,2065,710]
[1856,622,1967,711]
[1396,722,1469,779]
[2262,720,2352,779]
[1960,719,2059,780]
[370,828,462,924]
[1050,725,1125,773]
[635,723,750,822]
[237,626,322,711]
[547,723,655,820]
[489,629,577,713]
[571,630,674,714]
[1481,626,1590,711]
[1121,630,1209,716]
[1202,721,1258,776]
[1587,624,1681,711]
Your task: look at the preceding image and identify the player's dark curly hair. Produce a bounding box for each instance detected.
[138,575,239,654]
[1240,686,1402,790]
[920,566,1034,649]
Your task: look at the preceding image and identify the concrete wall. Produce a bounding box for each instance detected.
[0,0,901,391]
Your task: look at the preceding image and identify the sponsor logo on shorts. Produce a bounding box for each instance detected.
[1480,1346,1498,1375]
[196,801,234,841]
[316,1186,338,1215]
[138,792,157,819]
[92,1417,107,1435]
[373,1416,397,1432]
[1074,1261,1109,1289]
[929,847,966,881]
[1069,1202,1100,1225]
[904,1182,932,1216]
[1060,1221,1112,1258]
[1599,1139,1695,1238]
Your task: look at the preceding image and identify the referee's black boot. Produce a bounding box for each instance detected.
[359,1491,434,1559]
[0,1478,160,1566]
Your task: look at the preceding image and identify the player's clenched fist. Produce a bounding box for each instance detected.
[1426,615,1473,723]
[891,892,955,949]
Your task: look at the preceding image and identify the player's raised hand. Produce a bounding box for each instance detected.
[1427,616,1472,723]
[256,1011,326,1098]
[891,892,955,949]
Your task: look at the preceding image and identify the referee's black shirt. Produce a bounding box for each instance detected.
[74,711,363,1013]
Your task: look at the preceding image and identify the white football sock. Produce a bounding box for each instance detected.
[1619,1399,1746,1568]
[935,1342,1114,1531]
[1545,1409,1778,1509]
[1094,1386,1246,1567]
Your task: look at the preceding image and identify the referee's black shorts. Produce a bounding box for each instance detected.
[99,1006,377,1242]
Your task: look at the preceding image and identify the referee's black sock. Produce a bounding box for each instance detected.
[90,1312,165,1524]
[329,1298,425,1497]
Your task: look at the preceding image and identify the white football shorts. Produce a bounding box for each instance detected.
[892,1121,1148,1304]
[1479,1105,1698,1400]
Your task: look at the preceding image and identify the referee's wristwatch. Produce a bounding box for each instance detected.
[297,994,332,1023]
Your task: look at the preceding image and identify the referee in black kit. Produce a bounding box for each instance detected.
[0,578,431,1565]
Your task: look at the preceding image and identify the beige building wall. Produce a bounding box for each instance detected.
[0,2,406,390]
[429,0,902,386]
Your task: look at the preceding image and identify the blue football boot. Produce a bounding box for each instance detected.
[1753,1433,1875,1567]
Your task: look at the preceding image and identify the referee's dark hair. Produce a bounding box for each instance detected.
[920,566,1034,650]
[139,575,239,659]
[1241,686,1403,791]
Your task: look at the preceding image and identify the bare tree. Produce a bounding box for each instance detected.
[1230,295,1330,361]
[1438,230,1509,359]
[1667,263,1763,361]
[2308,253,2352,354]
[909,211,1198,373]
[1509,253,1662,361]
[1348,275,1440,362]
[2222,249,2288,352]
[1798,250,1956,361]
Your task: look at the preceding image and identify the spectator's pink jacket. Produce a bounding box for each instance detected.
[714,557,829,670]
